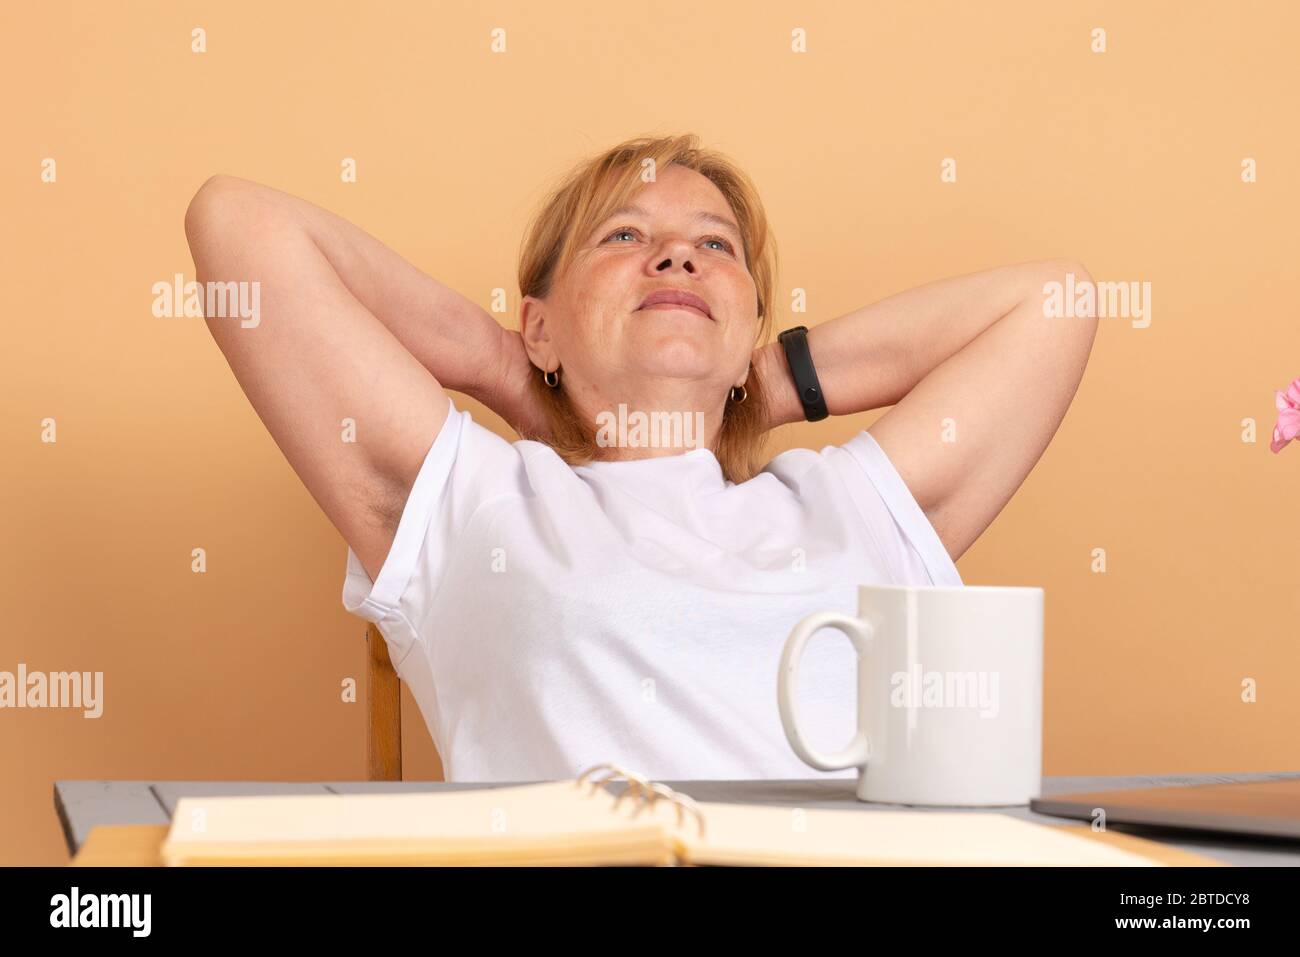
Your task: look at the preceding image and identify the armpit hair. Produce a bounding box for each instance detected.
[362,476,411,534]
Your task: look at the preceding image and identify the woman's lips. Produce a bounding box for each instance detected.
[636,287,713,318]
[637,303,711,319]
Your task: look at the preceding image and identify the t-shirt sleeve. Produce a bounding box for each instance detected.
[834,429,963,587]
[340,393,525,666]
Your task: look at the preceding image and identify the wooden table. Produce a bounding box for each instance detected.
[54,772,1300,866]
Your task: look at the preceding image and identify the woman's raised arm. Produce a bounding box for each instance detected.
[184,175,501,581]
[755,260,1099,562]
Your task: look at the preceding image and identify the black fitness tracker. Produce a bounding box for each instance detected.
[777,325,829,422]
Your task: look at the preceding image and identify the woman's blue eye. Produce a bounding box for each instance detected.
[604,227,734,254]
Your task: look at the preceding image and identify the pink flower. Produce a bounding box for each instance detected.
[1272,377,1300,453]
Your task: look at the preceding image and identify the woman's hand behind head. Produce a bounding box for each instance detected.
[481,327,555,443]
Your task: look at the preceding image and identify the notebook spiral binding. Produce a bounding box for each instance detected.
[575,763,707,839]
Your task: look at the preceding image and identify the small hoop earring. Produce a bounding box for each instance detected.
[730,384,747,403]
[543,368,560,388]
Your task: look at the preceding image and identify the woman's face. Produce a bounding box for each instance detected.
[523,164,759,410]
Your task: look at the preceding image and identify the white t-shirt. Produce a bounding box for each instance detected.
[342,394,962,782]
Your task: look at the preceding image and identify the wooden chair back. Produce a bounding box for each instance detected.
[365,623,402,781]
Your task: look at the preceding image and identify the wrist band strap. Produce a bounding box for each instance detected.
[777,325,829,422]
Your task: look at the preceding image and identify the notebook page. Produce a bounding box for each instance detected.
[652,799,1164,866]
[160,780,670,865]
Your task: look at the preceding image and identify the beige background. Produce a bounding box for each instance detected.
[3,1,1297,864]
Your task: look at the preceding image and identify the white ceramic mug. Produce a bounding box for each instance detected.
[778,584,1043,806]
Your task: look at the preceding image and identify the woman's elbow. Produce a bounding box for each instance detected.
[184,175,280,250]
[1035,257,1092,288]
[185,175,242,248]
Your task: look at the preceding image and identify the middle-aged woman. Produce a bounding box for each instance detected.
[183,133,1098,781]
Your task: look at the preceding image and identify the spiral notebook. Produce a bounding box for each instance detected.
[158,763,1209,866]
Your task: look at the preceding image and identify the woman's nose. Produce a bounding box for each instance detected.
[652,240,698,272]
[655,255,695,273]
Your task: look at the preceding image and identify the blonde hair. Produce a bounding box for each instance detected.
[515,133,779,484]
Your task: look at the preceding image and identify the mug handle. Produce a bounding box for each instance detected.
[778,611,873,772]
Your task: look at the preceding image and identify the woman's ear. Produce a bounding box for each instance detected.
[519,295,556,369]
